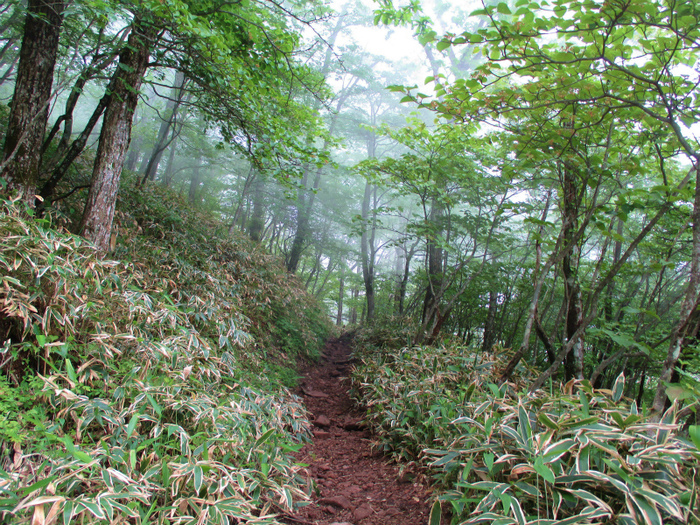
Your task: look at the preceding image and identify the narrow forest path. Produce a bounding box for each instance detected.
[282,335,432,525]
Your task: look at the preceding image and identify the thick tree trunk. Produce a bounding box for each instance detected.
[79,17,154,251]
[0,0,64,205]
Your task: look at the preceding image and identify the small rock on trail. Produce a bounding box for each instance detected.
[282,336,431,525]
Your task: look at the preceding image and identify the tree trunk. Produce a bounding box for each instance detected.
[337,265,345,326]
[350,287,359,325]
[160,132,178,187]
[482,290,498,352]
[561,158,584,380]
[247,172,265,241]
[415,194,444,344]
[360,180,376,322]
[43,46,120,158]
[188,153,203,205]
[652,163,700,414]
[140,71,186,184]
[0,0,64,205]
[39,92,110,201]
[79,17,154,251]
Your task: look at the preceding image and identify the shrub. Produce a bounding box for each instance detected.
[351,343,700,524]
[0,195,325,524]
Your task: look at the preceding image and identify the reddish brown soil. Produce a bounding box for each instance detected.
[282,336,432,525]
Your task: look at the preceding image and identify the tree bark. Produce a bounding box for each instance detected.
[79,17,155,251]
[561,158,584,380]
[0,0,64,205]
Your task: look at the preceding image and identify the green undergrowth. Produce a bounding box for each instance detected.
[351,331,700,525]
[0,186,332,524]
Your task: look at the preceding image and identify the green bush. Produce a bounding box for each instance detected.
[0,193,328,524]
[352,343,700,524]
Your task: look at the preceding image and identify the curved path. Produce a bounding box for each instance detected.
[282,336,431,525]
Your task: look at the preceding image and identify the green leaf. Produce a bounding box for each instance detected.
[194,465,203,493]
[542,439,575,463]
[436,40,452,51]
[511,498,526,525]
[429,500,441,525]
[497,2,512,14]
[666,384,695,402]
[538,412,559,430]
[254,428,276,448]
[76,499,105,520]
[65,359,77,383]
[126,413,140,438]
[533,456,555,484]
[612,373,625,402]
[689,426,700,450]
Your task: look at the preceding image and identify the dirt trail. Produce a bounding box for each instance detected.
[282,336,431,525]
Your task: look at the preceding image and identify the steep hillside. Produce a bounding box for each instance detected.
[0,182,331,524]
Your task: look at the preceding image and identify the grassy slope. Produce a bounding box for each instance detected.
[350,325,699,525]
[0,182,331,524]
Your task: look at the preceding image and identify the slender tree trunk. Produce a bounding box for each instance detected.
[652,163,700,414]
[79,17,155,251]
[482,290,498,352]
[350,287,359,325]
[360,180,376,322]
[0,53,19,85]
[415,195,444,344]
[39,92,110,201]
[43,46,120,158]
[247,172,265,241]
[0,0,64,205]
[140,71,186,185]
[561,159,584,380]
[188,153,203,205]
[160,133,178,187]
[337,265,345,326]
[499,190,553,384]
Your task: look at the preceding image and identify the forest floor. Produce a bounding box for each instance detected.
[282,335,432,525]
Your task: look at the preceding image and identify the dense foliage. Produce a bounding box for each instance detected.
[2,0,700,523]
[0,185,331,524]
[351,326,700,524]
